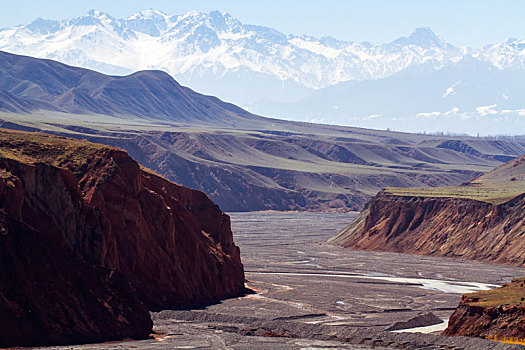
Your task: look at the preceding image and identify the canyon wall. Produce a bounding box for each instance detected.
[443,278,525,341]
[328,192,525,266]
[0,130,245,346]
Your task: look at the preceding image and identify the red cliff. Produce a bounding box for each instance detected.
[328,192,525,266]
[0,129,245,346]
[443,278,525,342]
[328,155,525,341]
[0,158,153,346]
[328,154,525,266]
[69,147,245,310]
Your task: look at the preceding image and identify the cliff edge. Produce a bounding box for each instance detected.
[328,154,525,342]
[328,155,525,266]
[443,277,525,343]
[0,129,245,346]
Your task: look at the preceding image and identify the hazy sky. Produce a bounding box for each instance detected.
[2,0,524,47]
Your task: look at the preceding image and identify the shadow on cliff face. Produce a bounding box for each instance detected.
[0,210,153,347]
[0,129,247,347]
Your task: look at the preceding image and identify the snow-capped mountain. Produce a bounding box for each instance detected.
[0,9,524,134]
[252,56,525,135]
[480,38,525,70]
[0,9,463,104]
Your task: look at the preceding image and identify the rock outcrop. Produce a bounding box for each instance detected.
[443,278,525,342]
[328,192,525,266]
[329,155,525,341]
[0,158,153,346]
[0,129,245,346]
[386,312,443,331]
[71,148,245,310]
[328,155,525,266]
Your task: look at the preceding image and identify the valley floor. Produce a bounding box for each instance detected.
[44,212,524,349]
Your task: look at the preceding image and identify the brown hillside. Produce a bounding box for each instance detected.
[2,50,525,212]
[328,154,525,266]
[443,278,525,342]
[0,129,245,346]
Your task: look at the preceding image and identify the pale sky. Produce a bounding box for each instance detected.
[1,0,524,47]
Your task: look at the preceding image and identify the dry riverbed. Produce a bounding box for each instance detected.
[44,212,524,349]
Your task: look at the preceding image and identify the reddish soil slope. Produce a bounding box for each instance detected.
[443,278,525,342]
[0,129,245,346]
[328,155,525,266]
[328,192,525,266]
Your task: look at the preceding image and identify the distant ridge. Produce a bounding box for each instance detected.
[0,50,260,127]
[2,9,525,134]
[1,51,525,212]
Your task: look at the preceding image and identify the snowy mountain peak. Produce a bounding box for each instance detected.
[128,9,170,20]
[412,27,438,37]
[389,26,452,50]
[87,9,114,20]
[1,9,525,100]
[167,10,243,34]
[410,27,439,41]
[209,10,231,18]
[207,11,243,32]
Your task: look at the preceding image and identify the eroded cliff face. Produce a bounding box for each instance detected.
[328,156,525,342]
[0,130,245,346]
[443,278,525,342]
[328,192,525,266]
[0,159,153,347]
[68,148,245,310]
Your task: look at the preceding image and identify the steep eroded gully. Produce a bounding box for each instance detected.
[44,212,525,349]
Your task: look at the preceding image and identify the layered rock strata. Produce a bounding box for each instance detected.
[0,130,245,346]
[443,278,525,342]
[328,192,525,266]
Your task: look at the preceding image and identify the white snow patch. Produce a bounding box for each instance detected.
[476,104,498,116]
[289,37,340,59]
[247,271,499,294]
[365,276,497,294]
[442,80,461,97]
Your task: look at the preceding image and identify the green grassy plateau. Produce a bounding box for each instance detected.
[1,111,525,211]
[385,156,525,205]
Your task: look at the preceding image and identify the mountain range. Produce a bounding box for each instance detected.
[1,9,524,134]
[0,10,462,94]
[0,50,258,127]
[253,57,525,134]
[1,50,525,211]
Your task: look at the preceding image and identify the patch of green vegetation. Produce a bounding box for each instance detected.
[0,128,108,167]
[467,277,525,308]
[384,183,524,205]
[384,154,525,205]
